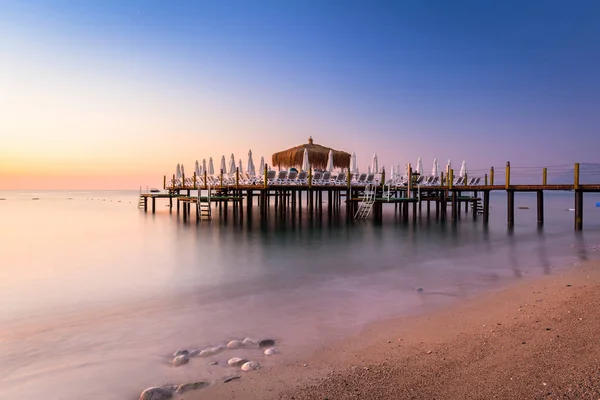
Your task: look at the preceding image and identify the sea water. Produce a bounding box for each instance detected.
[1,190,599,399]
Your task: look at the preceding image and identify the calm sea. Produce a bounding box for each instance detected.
[1,189,600,399]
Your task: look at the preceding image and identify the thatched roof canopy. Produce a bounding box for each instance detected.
[272,137,351,170]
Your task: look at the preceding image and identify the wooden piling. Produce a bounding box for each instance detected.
[490,167,494,186]
[152,197,155,213]
[575,190,583,231]
[542,168,547,186]
[507,190,515,227]
[163,176,166,190]
[505,162,510,189]
[537,190,544,225]
[483,191,490,224]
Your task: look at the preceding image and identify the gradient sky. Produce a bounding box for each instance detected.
[1,0,600,189]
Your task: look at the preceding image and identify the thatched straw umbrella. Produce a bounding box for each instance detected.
[271,137,351,170]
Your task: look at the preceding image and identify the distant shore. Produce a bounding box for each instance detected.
[193,261,600,400]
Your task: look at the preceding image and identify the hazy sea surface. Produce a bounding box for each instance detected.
[1,189,600,399]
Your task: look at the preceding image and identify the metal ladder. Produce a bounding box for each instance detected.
[354,184,376,220]
[197,186,212,220]
[137,187,146,209]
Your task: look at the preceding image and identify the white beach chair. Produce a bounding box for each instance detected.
[333,172,346,185]
[266,170,277,185]
[275,170,288,184]
[352,173,367,186]
[311,171,323,185]
[287,170,298,184]
[296,171,308,185]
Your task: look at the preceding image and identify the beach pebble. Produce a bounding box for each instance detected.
[212,345,226,353]
[198,349,217,357]
[172,355,189,366]
[264,347,278,356]
[258,339,276,348]
[175,381,208,394]
[416,288,424,293]
[139,386,173,400]
[173,350,189,357]
[227,340,243,349]
[228,357,248,367]
[189,349,200,357]
[242,338,257,346]
[208,361,218,366]
[241,361,260,371]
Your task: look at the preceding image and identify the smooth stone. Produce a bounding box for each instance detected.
[241,361,260,371]
[223,375,241,383]
[258,339,275,348]
[140,387,173,400]
[172,355,189,366]
[198,349,216,357]
[208,361,218,366]
[228,357,248,367]
[242,338,257,346]
[173,350,189,357]
[264,347,278,356]
[189,349,200,357]
[211,345,226,353]
[227,340,243,349]
[175,381,208,394]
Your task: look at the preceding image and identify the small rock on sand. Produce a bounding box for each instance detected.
[198,349,216,357]
[228,357,248,367]
[175,381,208,394]
[172,355,189,366]
[258,339,276,348]
[227,340,243,349]
[241,361,260,371]
[189,349,200,357]
[173,350,189,357]
[212,345,225,353]
[264,347,278,356]
[242,338,257,346]
[140,386,173,400]
[208,361,218,365]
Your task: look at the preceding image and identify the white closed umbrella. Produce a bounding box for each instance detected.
[220,155,226,174]
[195,160,200,176]
[176,164,182,179]
[208,158,214,175]
[202,159,207,175]
[228,154,236,174]
[431,158,438,176]
[181,165,186,178]
[259,156,265,174]
[459,160,467,177]
[368,165,372,174]
[326,150,334,172]
[238,159,243,174]
[350,152,357,173]
[371,153,379,174]
[247,150,255,176]
[416,157,423,175]
[302,148,310,171]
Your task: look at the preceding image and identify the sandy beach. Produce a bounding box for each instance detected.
[177,261,600,400]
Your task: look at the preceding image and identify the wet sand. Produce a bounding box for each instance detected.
[186,261,600,400]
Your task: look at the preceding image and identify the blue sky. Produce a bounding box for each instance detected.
[1,0,599,188]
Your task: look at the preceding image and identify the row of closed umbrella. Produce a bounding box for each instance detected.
[355,154,468,178]
[175,151,267,179]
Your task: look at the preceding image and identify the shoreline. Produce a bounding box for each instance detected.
[183,261,600,400]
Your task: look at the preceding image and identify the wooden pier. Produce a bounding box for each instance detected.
[139,162,597,231]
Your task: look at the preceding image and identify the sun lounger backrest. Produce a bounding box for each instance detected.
[288,170,298,180]
[366,174,374,183]
[277,171,287,179]
[357,173,367,182]
[267,170,276,179]
[298,171,308,180]
[322,171,331,181]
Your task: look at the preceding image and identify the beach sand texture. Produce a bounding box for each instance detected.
[194,261,600,400]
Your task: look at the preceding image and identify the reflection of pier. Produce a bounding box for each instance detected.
[140,162,595,230]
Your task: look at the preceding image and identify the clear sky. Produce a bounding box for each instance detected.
[1,0,600,189]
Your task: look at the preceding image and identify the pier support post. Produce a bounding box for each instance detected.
[177,199,180,214]
[575,190,583,231]
[537,190,544,225]
[152,197,155,214]
[472,190,478,219]
[483,191,490,224]
[507,190,515,227]
[451,191,458,221]
[144,197,147,212]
